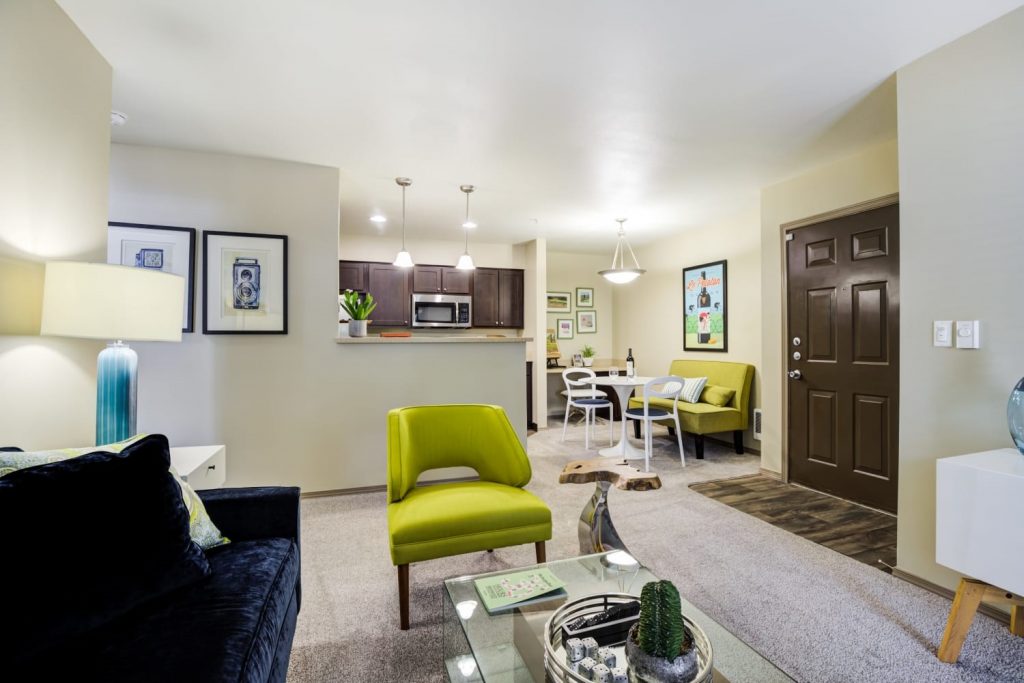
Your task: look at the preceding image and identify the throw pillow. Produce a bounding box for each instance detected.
[0,434,211,665]
[700,384,736,407]
[679,376,708,404]
[0,435,229,550]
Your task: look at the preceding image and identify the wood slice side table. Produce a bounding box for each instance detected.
[559,458,661,555]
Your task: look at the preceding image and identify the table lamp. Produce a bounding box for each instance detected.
[40,262,184,445]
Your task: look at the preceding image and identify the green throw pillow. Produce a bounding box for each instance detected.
[700,384,735,407]
[0,435,229,550]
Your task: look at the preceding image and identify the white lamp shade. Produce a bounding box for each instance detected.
[40,262,185,342]
[393,250,414,268]
[455,253,476,270]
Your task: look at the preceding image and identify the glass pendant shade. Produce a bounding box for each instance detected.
[456,252,475,270]
[1008,377,1024,454]
[599,218,646,284]
[393,250,414,268]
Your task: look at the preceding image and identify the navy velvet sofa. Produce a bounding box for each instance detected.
[17,486,302,683]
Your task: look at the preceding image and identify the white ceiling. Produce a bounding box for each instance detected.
[59,0,1022,252]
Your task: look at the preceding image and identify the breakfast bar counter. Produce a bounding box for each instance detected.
[336,336,531,344]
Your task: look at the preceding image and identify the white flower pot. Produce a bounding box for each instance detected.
[348,319,369,337]
[583,357,594,367]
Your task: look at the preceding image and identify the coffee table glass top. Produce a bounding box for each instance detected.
[442,552,793,682]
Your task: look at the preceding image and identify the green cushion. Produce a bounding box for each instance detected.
[388,481,551,565]
[628,397,743,434]
[700,384,736,407]
[0,435,228,550]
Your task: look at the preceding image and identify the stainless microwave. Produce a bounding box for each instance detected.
[411,293,472,328]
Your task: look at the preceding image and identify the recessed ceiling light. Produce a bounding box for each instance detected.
[462,220,477,229]
[110,111,128,126]
[370,214,387,223]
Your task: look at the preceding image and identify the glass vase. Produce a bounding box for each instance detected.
[1008,377,1024,455]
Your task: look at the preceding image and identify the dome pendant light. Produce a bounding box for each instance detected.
[456,184,476,271]
[598,218,646,284]
[392,177,414,268]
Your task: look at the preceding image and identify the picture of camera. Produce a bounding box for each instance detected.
[135,248,164,269]
[233,257,261,310]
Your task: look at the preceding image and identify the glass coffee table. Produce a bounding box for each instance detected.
[442,552,794,682]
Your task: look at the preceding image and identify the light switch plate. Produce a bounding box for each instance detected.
[933,320,953,347]
[955,320,980,349]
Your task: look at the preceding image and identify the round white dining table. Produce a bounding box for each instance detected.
[582,375,652,460]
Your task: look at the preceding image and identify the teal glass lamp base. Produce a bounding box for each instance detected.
[96,341,138,446]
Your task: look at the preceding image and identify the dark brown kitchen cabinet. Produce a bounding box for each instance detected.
[338,261,367,292]
[412,266,472,295]
[366,263,410,326]
[499,269,524,328]
[473,267,524,328]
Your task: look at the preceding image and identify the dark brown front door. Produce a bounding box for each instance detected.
[786,203,899,513]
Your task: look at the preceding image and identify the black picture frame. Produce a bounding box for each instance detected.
[202,230,288,335]
[107,221,197,333]
[682,259,728,352]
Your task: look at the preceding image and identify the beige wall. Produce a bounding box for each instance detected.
[0,0,111,447]
[338,234,525,270]
[759,140,899,473]
[546,251,616,363]
[110,144,526,492]
[895,7,1024,590]
[611,207,763,448]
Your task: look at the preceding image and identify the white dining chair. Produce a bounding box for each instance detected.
[624,375,685,471]
[561,368,614,450]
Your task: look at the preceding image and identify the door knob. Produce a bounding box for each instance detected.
[788,370,802,380]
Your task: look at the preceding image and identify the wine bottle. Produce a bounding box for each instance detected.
[626,348,635,378]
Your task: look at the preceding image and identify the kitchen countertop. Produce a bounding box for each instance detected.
[336,335,532,344]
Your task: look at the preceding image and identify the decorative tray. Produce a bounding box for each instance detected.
[542,593,714,683]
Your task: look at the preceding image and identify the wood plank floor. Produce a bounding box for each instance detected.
[689,474,897,573]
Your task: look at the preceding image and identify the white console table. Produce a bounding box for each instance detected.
[170,445,226,490]
[935,448,1024,662]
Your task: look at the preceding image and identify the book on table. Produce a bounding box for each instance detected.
[474,568,567,614]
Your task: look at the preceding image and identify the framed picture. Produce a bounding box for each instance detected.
[107,222,196,333]
[203,230,288,334]
[547,291,572,313]
[682,259,727,352]
[572,353,583,367]
[556,318,574,339]
[577,309,597,333]
[576,287,594,308]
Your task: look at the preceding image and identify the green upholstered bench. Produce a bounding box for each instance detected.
[628,360,754,459]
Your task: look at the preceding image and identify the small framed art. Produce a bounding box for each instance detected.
[577,310,597,334]
[682,259,727,352]
[576,287,594,308]
[556,318,574,339]
[107,222,196,333]
[547,291,572,313]
[203,230,288,334]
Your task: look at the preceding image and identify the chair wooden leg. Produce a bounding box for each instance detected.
[397,564,410,630]
[733,430,745,454]
[1011,605,1024,637]
[535,541,546,563]
[695,434,705,459]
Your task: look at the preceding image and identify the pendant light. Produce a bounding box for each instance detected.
[456,184,476,270]
[598,218,646,284]
[392,177,414,268]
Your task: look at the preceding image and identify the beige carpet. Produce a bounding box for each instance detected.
[287,422,1024,682]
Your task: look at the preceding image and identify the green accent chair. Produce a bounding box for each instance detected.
[386,404,552,629]
[629,360,754,459]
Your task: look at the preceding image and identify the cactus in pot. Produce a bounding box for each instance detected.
[624,580,700,682]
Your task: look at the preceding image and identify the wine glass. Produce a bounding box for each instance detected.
[609,368,619,378]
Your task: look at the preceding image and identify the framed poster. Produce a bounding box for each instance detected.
[547,291,571,313]
[203,230,288,334]
[107,222,196,333]
[556,318,574,339]
[577,309,597,334]
[576,287,594,308]
[682,259,727,352]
